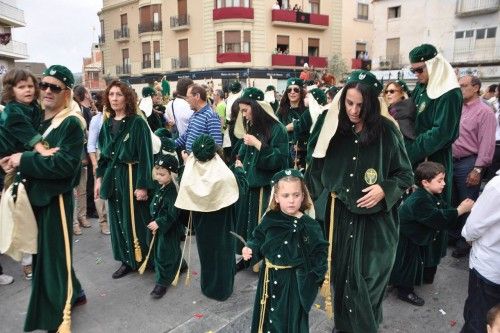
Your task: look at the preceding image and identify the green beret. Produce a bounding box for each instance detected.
[241,87,264,101]
[346,70,383,95]
[43,65,74,88]
[309,88,327,106]
[286,77,303,88]
[229,81,242,93]
[192,134,216,162]
[271,169,304,185]
[155,154,178,173]
[326,86,339,96]
[142,86,156,98]
[154,128,176,152]
[409,44,438,63]
[394,79,411,96]
[266,85,276,92]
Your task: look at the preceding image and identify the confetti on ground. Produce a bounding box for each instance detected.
[95,257,102,264]
[192,271,198,276]
[194,313,204,319]
[100,293,106,297]
[314,304,321,309]
[450,320,457,327]
[192,301,196,304]
[439,309,446,315]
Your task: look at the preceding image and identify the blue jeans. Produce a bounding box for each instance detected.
[461,269,500,333]
[450,155,481,240]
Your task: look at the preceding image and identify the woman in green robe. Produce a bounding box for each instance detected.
[96,80,154,278]
[307,70,414,333]
[236,88,289,254]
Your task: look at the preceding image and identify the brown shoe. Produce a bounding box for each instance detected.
[73,224,82,235]
[79,219,91,228]
[23,265,33,280]
[100,223,110,235]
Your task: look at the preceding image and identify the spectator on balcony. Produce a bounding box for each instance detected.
[164,77,194,139]
[405,43,462,284]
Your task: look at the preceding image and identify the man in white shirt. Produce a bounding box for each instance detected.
[461,170,500,333]
[164,78,194,138]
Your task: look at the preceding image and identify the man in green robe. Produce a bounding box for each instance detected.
[405,44,462,283]
[2,65,87,332]
[307,70,414,333]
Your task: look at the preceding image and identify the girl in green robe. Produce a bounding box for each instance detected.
[96,80,154,278]
[307,70,414,333]
[242,169,328,333]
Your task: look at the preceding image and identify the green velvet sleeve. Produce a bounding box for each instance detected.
[4,103,42,150]
[292,109,312,142]
[132,118,155,190]
[255,123,289,170]
[155,198,179,234]
[407,197,458,231]
[246,221,266,265]
[406,89,462,164]
[95,125,109,179]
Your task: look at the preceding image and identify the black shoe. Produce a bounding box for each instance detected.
[236,260,246,272]
[180,260,188,274]
[112,264,133,279]
[72,291,87,307]
[150,284,167,299]
[398,291,425,306]
[452,243,471,258]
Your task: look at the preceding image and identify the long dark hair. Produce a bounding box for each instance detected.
[338,82,383,146]
[104,80,137,117]
[277,86,306,120]
[239,98,278,143]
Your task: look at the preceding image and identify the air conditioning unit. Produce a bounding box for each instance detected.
[379,60,392,70]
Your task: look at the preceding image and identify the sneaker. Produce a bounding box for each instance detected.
[0,274,14,285]
[79,219,91,228]
[100,222,110,235]
[23,265,33,280]
[73,224,82,235]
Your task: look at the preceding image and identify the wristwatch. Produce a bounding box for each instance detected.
[473,167,482,174]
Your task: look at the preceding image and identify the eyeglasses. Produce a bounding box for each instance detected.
[287,87,301,94]
[385,89,400,94]
[39,82,66,93]
[410,66,426,74]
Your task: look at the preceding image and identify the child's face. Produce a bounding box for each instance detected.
[422,172,446,194]
[488,315,500,333]
[13,77,36,105]
[275,180,304,216]
[154,167,172,185]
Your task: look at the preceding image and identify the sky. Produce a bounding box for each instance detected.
[14,0,103,73]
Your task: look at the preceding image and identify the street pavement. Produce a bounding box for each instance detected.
[0,218,469,333]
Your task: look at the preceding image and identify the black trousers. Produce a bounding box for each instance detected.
[461,268,500,333]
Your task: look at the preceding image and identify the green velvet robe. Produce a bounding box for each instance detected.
[405,86,462,267]
[0,101,42,157]
[247,210,328,333]
[390,188,458,288]
[278,105,308,167]
[307,118,414,333]
[230,167,250,261]
[96,114,154,270]
[239,122,289,240]
[19,115,84,332]
[149,181,182,286]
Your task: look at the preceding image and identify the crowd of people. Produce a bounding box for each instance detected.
[0,42,499,333]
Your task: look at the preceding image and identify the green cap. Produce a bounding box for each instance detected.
[266,85,276,92]
[309,88,327,106]
[409,44,438,63]
[286,77,303,88]
[142,86,156,98]
[327,86,339,96]
[154,128,176,152]
[155,154,178,173]
[394,79,411,96]
[346,70,383,95]
[192,134,216,162]
[229,81,242,93]
[271,168,304,185]
[241,87,264,101]
[43,65,74,88]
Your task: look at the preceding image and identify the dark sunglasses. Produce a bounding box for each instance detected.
[39,82,66,93]
[287,87,301,93]
[384,89,400,94]
[410,66,426,74]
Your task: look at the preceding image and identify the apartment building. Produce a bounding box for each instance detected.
[98,0,374,92]
[0,0,28,77]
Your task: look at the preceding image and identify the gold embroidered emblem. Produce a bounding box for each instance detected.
[418,101,426,113]
[364,168,377,185]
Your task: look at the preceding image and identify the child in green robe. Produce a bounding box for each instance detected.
[147,154,185,299]
[242,169,328,333]
[390,161,474,306]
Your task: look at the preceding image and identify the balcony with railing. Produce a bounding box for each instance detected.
[271,9,328,30]
[0,39,28,59]
[114,26,130,41]
[453,45,500,64]
[0,1,26,27]
[154,59,161,68]
[116,64,131,75]
[213,7,254,21]
[170,15,190,31]
[351,58,372,70]
[456,0,499,16]
[272,54,327,68]
[138,21,162,34]
[171,57,190,70]
[217,52,251,63]
[98,35,105,44]
[142,60,152,69]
